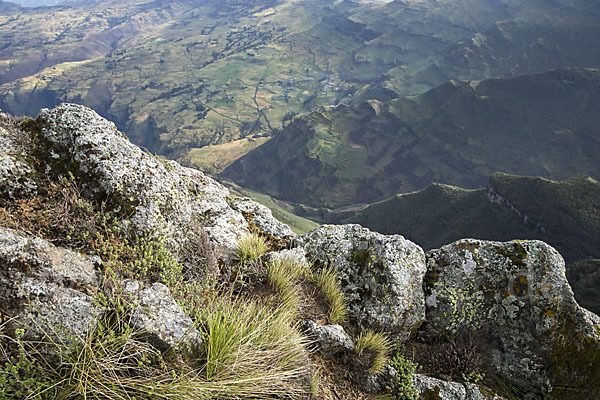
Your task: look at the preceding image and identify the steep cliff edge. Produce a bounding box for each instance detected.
[0,104,598,399]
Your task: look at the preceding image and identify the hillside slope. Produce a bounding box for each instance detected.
[344,173,600,313]
[345,173,600,262]
[1,0,599,171]
[223,68,600,208]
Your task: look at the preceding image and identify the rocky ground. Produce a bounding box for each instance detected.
[0,104,599,399]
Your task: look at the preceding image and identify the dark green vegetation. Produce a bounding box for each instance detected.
[566,259,600,317]
[343,173,600,314]
[1,0,600,172]
[224,68,600,208]
[347,173,600,262]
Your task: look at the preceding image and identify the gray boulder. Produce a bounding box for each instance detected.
[302,320,355,358]
[0,123,37,199]
[35,103,250,260]
[361,368,506,399]
[123,280,202,354]
[263,247,309,267]
[0,226,101,348]
[411,374,506,400]
[425,239,600,398]
[229,197,295,241]
[296,224,426,340]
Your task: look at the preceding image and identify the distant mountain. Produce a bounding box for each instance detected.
[343,173,600,313]
[6,0,64,7]
[223,68,600,208]
[1,0,599,172]
[367,0,600,97]
[567,259,600,315]
[345,173,600,262]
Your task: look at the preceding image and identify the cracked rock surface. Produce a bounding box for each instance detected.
[296,224,426,341]
[36,103,252,260]
[123,280,202,354]
[0,226,101,349]
[425,239,600,396]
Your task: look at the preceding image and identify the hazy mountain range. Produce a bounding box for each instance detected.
[1,0,599,172]
[223,68,600,208]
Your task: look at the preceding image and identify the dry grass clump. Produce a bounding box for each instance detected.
[265,256,312,316]
[1,281,312,400]
[311,267,347,324]
[355,330,391,375]
[0,176,103,250]
[235,233,269,262]
[416,329,490,385]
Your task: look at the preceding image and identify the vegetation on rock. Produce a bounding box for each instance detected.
[2,104,600,400]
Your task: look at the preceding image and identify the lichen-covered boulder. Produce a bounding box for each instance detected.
[263,247,309,267]
[0,226,101,347]
[425,239,600,398]
[0,123,37,199]
[411,374,506,400]
[302,320,355,358]
[123,281,202,354]
[229,197,295,241]
[34,103,250,260]
[412,374,467,399]
[296,224,426,340]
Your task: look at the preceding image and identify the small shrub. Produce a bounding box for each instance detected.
[421,329,489,384]
[176,223,218,280]
[387,345,419,400]
[311,267,346,324]
[0,320,56,400]
[355,330,391,375]
[235,233,268,262]
[98,227,183,287]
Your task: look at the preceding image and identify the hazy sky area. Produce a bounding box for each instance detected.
[9,0,397,8]
[7,0,65,7]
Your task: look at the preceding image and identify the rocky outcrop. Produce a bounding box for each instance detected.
[0,226,101,348]
[229,197,295,241]
[2,105,600,400]
[296,224,426,340]
[412,374,506,400]
[122,280,202,354]
[0,225,203,357]
[424,239,600,397]
[302,320,355,358]
[0,125,37,199]
[33,104,284,260]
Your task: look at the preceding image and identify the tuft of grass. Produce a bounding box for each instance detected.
[1,285,312,400]
[356,330,391,375]
[266,257,300,294]
[194,293,310,398]
[265,256,312,316]
[309,370,320,397]
[311,267,347,324]
[235,233,269,262]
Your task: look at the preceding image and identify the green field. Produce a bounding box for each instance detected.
[3,0,599,173]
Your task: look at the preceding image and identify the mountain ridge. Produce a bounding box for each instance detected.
[2,0,600,171]
[223,67,600,208]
